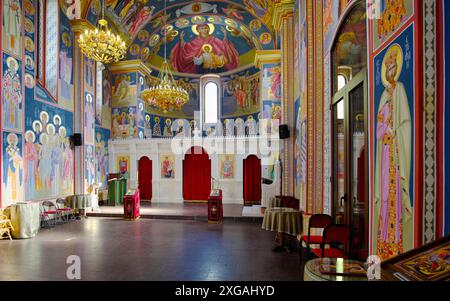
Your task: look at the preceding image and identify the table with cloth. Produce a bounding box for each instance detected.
[4,202,40,239]
[65,194,92,218]
[262,207,302,252]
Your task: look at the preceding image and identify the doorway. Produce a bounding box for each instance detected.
[138,157,152,200]
[183,147,211,202]
[331,1,368,260]
[243,155,262,206]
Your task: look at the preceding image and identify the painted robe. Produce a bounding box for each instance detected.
[24,141,38,199]
[162,159,173,178]
[374,81,412,260]
[59,51,73,100]
[3,145,23,204]
[3,0,22,55]
[2,67,22,130]
[170,27,239,73]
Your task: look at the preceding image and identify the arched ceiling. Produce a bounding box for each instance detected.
[86,1,278,76]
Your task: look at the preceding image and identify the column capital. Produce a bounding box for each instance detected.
[69,19,95,37]
[254,50,281,69]
[109,60,152,77]
[272,0,295,32]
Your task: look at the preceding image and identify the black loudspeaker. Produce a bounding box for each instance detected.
[72,133,83,146]
[279,124,290,139]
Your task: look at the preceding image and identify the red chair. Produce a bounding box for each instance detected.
[311,224,351,259]
[298,214,333,261]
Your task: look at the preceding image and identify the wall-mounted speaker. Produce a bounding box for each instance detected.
[279,124,290,139]
[72,133,83,146]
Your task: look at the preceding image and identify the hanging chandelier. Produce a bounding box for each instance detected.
[141,0,189,113]
[78,1,126,64]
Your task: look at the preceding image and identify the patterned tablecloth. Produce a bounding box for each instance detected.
[261,207,302,236]
[269,197,282,208]
[65,194,93,209]
[4,202,40,239]
[304,258,368,281]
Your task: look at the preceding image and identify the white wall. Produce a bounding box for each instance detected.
[108,136,281,204]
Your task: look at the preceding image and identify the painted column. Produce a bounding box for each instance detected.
[273,0,295,196]
[109,60,151,189]
[255,50,282,199]
[70,19,94,195]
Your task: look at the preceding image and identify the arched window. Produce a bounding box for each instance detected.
[200,75,221,128]
[37,0,58,98]
[204,82,218,124]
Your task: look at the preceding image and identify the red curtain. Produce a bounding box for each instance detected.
[138,157,152,200]
[243,155,261,206]
[183,148,211,201]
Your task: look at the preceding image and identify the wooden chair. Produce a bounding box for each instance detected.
[298,214,334,261]
[311,224,352,259]
[0,209,14,240]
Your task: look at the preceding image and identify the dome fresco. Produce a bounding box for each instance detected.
[86,0,277,75]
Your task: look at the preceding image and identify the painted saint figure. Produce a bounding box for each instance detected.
[374,44,412,260]
[162,156,173,178]
[2,0,22,56]
[171,24,239,73]
[2,56,22,130]
[24,131,38,199]
[2,133,23,205]
[221,156,233,179]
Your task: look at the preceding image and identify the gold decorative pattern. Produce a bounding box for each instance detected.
[307,0,314,214]
[315,0,323,213]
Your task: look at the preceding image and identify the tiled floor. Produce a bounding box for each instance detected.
[0,217,304,281]
[89,202,263,220]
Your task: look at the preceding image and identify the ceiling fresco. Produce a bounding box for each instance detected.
[86,0,278,75]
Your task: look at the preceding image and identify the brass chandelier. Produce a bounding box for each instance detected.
[141,0,189,113]
[78,1,126,64]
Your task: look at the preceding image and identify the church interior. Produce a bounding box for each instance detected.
[0,0,450,282]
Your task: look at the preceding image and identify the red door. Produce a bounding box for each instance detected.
[138,157,152,200]
[183,147,211,202]
[243,155,262,206]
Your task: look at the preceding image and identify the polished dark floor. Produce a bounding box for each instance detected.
[0,218,303,281]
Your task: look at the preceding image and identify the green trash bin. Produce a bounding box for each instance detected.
[119,178,127,205]
[108,179,121,206]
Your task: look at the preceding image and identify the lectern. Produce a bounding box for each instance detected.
[208,189,223,224]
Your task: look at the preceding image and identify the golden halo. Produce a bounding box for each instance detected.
[7,133,18,146]
[62,32,71,47]
[6,56,19,72]
[24,73,35,88]
[47,124,56,136]
[130,44,141,55]
[381,43,403,88]
[149,34,160,47]
[201,43,213,53]
[25,130,36,143]
[225,19,238,28]
[40,111,49,123]
[145,115,150,121]
[53,114,62,125]
[247,115,254,120]
[155,117,160,122]
[192,23,215,35]
[39,133,49,145]
[59,126,67,138]
[166,119,172,125]
[33,120,42,132]
[191,16,206,24]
